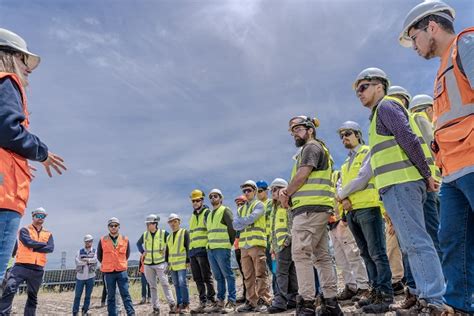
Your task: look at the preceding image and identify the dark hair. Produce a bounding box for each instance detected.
[411,10,455,34]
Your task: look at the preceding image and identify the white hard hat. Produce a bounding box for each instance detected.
[353,67,390,90]
[410,94,434,112]
[167,213,181,222]
[399,1,455,48]
[0,28,40,70]
[269,178,288,190]
[208,188,224,199]
[388,85,412,103]
[240,180,257,190]
[337,121,362,134]
[84,234,94,242]
[145,214,160,223]
[32,207,47,217]
[107,217,120,225]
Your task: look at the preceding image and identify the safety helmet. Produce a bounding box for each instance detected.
[234,195,247,203]
[288,115,320,132]
[167,213,181,222]
[108,217,120,225]
[337,121,362,134]
[0,28,41,70]
[269,178,288,190]
[256,180,268,190]
[189,189,205,200]
[353,67,390,90]
[399,1,455,48]
[240,180,257,190]
[387,85,412,104]
[410,94,434,112]
[31,207,47,217]
[145,214,160,224]
[83,234,94,242]
[208,188,223,199]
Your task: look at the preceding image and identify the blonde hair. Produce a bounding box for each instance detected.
[0,50,28,87]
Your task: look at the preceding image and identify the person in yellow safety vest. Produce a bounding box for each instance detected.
[0,207,54,315]
[232,180,272,313]
[354,67,450,314]
[187,189,216,313]
[166,213,190,314]
[203,189,237,314]
[136,214,175,314]
[335,121,393,311]
[233,195,247,304]
[400,2,474,313]
[266,178,299,314]
[279,115,343,316]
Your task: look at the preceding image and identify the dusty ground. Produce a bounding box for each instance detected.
[10,275,403,315]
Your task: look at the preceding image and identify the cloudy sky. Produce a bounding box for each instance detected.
[1,0,472,268]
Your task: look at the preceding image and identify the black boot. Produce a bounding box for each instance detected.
[296,295,316,316]
[316,297,343,316]
[362,292,394,314]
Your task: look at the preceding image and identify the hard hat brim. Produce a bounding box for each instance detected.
[0,42,41,70]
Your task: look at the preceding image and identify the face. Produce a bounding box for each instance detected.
[191,198,203,211]
[13,53,31,86]
[291,125,310,147]
[356,80,383,108]
[108,223,120,234]
[271,186,282,200]
[408,24,437,60]
[84,240,93,248]
[146,222,157,232]
[425,106,434,121]
[242,186,256,201]
[339,129,359,149]
[168,219,180,231]
[235,200,245,208]
[32,214,46,226]
[257,188,268,201]
[209,194,222,207]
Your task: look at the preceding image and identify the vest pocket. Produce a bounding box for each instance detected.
[434,76,450,119]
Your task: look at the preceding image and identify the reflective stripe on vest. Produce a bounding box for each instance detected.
[290,140,335,208]
[264,199,272,239]
[369,96,435,190]
[206,205,231,249]
[239,199,267,248]
[189,208,209,250]
[167,228,187,271]
[269,204,289,250]
[0,72,31,216]
[143,229,166,265]
[16,225,51,267]
[100,234,128,273]
[341,145,380,210]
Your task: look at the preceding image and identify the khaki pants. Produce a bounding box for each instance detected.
[385,224,404,283]
[144,263,175,309]
[291,211,337,301]
[241,246,271,306]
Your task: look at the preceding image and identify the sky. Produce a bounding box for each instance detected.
[1,0,472,268]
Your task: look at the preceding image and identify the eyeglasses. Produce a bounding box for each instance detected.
[236,202,245,207]
[108,224,119,228]
[339,130,354,139]
[242,188,253,194]
[410,26,428,42]
[191,199,202,203]
[209,194,220,199]
[13,52,28,67]
[356,83,378,94]
[271,187,281,193]
[291,126,307,135]
[34,214,46,219]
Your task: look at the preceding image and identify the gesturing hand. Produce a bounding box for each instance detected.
[41,152,67,177]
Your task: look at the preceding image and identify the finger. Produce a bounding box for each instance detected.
[51,158,67,171]
[45,165,52,177]
[50,154,65,162]
[30,165,37,171]
[51,164,62,175]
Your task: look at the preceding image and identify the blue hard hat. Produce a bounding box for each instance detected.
[256,180,268,190]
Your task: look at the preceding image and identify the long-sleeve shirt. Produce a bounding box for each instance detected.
[17,226,54,271]
[97,235,131,264]
[457,31,474,89]
[232,198,265,231]
[0,77,48,161]
[75,248,98,280]
[165,229,190,264]
[136,230,170,254]
[337,144,373,199]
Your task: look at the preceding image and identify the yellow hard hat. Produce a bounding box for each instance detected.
[190,189,205,200]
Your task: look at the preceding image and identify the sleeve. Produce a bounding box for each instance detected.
[11,241,17,257]
[19,228,47,249]
[136,234,144,254]
[126,240,130,259]
[184,230,190,263]
[35,234,54,253]
[222,208,236,244]
[457,32,474,89]
[75,250,86,267]
[0,77,48,161]
[338,153,374,199]
[97,240,103,263]
[298,143,321,169]
[232,201,265,230]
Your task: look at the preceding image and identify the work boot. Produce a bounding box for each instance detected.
[139,297,147,304]
[180,304,190,314]
[396,299,455,316]
[190,302,206,314]
[351,288,370,302]
[355,288,377,307]
[236,296,246,304]
[203,300,224,313]
[316,297,343,316]
[267,305,287,314]
[362,292,394,314]
[390,288,418,311]
[296,295,316,316]
[236,302,255,313]
[255,298,269,313]
[336,285,358,301]
[169,303,179,314]
[152,306,160,315]
[392,281,405,296]
[222,301,236,314]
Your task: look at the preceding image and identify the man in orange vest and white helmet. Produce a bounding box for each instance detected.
[0,28,66,288]
[400,1,474,313]
[97,217,135,316]
[0,207,54,316]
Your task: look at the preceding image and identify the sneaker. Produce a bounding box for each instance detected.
[362,293,394,314]
[316,297,343,316]
[236,302,255,313]
[180,304,190,314]
[203,300,224,313]
[336,285,357,301]
[390,289,418,311]
[392,281,405,296]
[351,288,370,302]
[356,289,377,308]
[169,303,179,314]
[296,295,315,316]
[267,305,286,314]
[236,296,246,304]
[222,301,236,314]
[190,302,206,314]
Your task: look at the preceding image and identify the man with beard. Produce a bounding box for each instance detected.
[399,3,473,312]
[353,67,449,314]
[279,116,342,316]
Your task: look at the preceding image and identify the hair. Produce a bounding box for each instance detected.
[0,50,27,87]
[411,10,455,34]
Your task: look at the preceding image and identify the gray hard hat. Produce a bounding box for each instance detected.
[32,207,47,217]
[410,94,434,112]
[0,28,40,70]
[83,234,94,242]
[145,214,160,223]
[353,68,390,90]
[208,188,224,199]
[107,217,120,225]
[269,178,288,189]
[240,180,257,190]
[388,85,412,103]
[337,121,362,134]
[167,213,181,222]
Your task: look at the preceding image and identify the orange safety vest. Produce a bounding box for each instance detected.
[139,253,145,273]
[0,72,32,216]
[16,225,51,267]
[433,27,474,177]
[100,234,129,273]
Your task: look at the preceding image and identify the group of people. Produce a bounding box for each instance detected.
[0,1,472,315]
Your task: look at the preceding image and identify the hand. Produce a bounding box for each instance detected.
[335,194,342,203]
[387,221,396,236]
[41,152,67,177]
[341,198,352,211]
[427,176,440,192]
[28,164,37,179]
[279,189,290,208]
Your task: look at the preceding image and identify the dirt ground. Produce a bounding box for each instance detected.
[10,275,402,315]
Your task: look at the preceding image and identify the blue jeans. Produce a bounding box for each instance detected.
[104,271,135,316]
[0,210,21,282]
[438,172,474,312]
[381,180,445,305]
[140,273,150,299]
[207,249,236,302]
[404,191,442,291]
[72,277,95,313]
[266,245,279,296]
[170,269,189,305]
[346,207,393,295]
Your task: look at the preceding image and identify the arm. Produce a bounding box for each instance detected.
[136,234,144,254]
[126,240,130,260]
[338,153,374,199]
[184,230,190,263]
[0,78,48,161]
[75,250,87,266]
[457,32,474,89]
[232,201,265,231]
[88,250,98,264]
[222,208,236,244]
[19,228,47,249]
[287,143,322,196]
[286,166,313,196]
[35,234,54,253]
[97,240,103,263]
[414,115,434,148]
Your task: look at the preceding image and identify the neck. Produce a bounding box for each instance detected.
[173,227,180,233]
[212,203,222,210]
[109,232,119,238]
[369,95,384,110]
[149,227,157,233]
[32,223,42,231]
[85,246,92,250]
[435,33,456,57]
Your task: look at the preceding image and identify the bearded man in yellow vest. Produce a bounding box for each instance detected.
[354,67,449,315]
[0,207,54,316]
[279,116,342,316]
[233,180,271,313]
[400,2,474,312]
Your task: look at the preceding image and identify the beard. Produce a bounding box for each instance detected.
[344,142,354,149]
[423,37,438,60]
[294,137,306,147]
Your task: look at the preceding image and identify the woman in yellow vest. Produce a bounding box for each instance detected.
[167,213,190,314]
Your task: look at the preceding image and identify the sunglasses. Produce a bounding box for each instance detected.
[271,187,282,193]
[209,194,220,199]
[356,83,378,94]
[108,224,119,228]
[191,199,202,203]
[339,130,354,139]
[34,214,46,219]
[242,188,254,194]
[257,189,266,193]
[236,202,245,207]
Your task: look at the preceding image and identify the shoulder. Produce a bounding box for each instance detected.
[377,99,407,119]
